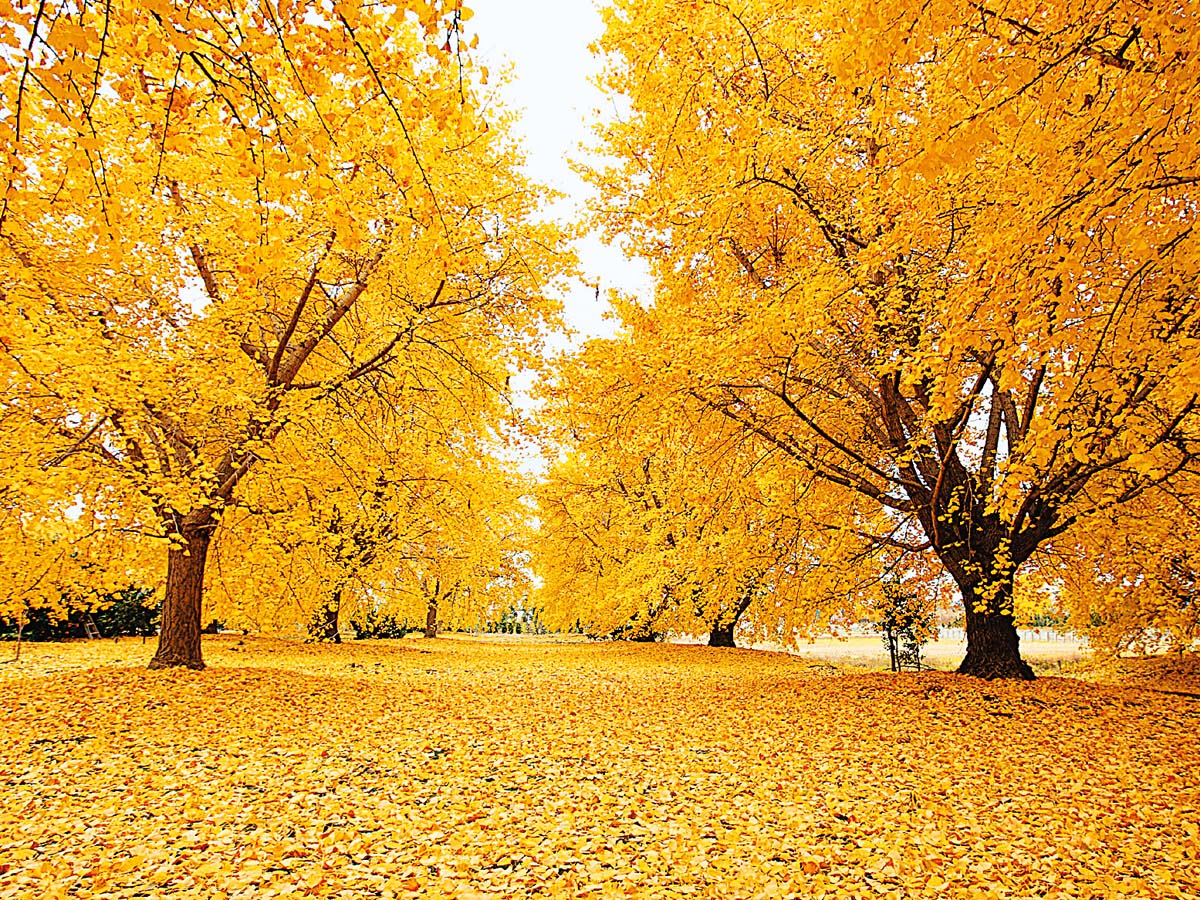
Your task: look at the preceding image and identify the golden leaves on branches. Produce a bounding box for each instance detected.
[0,1,565,642]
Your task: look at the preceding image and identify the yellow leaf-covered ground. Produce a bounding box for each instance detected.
[1,637,1197,899]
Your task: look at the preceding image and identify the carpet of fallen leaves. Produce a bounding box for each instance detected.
[1,636,1197,900]
[1073,652,1200,697]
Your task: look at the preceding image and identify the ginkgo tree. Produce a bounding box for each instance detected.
[1046,476,1200,655]
[0,479,157,656]
[0,1,566,668]
[208,428,535,642]
[198,272,537,642]
[589,0,1200,677]
[536,320,891,648]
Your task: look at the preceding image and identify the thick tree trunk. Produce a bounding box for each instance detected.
[958,585,1034,680]
[708,588,754,648]
[924,512,1036,680]
[307,590,342,643]
[424,592,438,639]
[708,621,736,648]
[148,511,214,670]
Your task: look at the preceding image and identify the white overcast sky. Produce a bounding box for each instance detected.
[468,0,650,343]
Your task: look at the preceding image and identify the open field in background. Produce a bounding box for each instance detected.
[2,636,1199,900]
[777,634,1089,675]
[661,631,1087,675]
[0,630,1090,683]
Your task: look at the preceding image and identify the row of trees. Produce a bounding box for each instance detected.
[4,1,1196,680]
[535,0,1199,678]
[536,331,894,647]
[1,1,566,666]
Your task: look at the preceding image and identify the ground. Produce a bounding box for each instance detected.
[718,633,1088,675]
[1,636,1197,899]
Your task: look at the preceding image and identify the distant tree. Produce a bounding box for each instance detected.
[536,336,884,649]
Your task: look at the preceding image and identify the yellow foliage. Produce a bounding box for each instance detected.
[205,378,536,636]
[584,0,1200,676]
[1040,480,1200,653]
[535,330,893,645]
[0,1,568,664]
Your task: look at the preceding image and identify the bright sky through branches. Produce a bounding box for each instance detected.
[470,0,651,342]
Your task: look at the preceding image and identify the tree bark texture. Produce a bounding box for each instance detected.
[914,516,1039,679]
[708,588,753,648]
[925,533,1037,680]
[708,621,736,648]
[956,582,1034,680]
[958,607,1034,680]
[148,510,214,670]
[424,592,438,639]
[307,589,342,643]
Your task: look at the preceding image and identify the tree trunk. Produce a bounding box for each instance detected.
[708,621,736,648]
[708,587,754,648]
[926,514,1036,680]
[148,510,214,670]
[424,592,438,639]
[12,610,24,662]
[307,590,342,643]
[957,586,1034,680]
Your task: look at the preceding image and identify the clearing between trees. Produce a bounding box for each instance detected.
[2,637,1197,900]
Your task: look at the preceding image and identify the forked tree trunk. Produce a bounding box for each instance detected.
[148,510,214,670]
[957,582,1034,681]
[924,506,1036,680]
[307,589,343,643]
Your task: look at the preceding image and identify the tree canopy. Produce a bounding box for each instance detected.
[0,0,566,667]
[2,0,1197,679]
[576,0,1200,677]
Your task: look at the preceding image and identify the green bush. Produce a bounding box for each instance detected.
[96,588,160,637]
[1,588,160,641]
[350,608,410,639]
